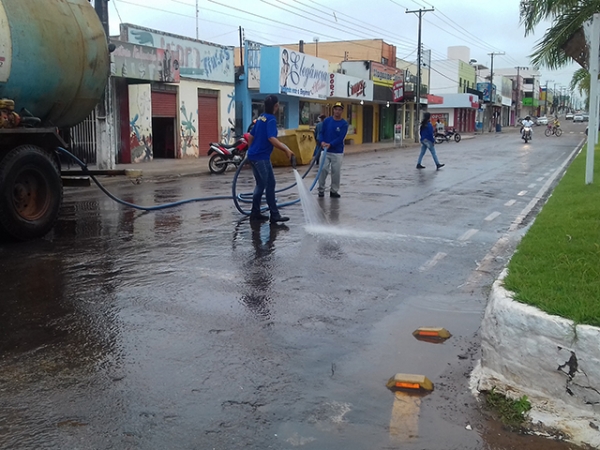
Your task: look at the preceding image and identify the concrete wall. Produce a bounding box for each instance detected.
[430,60,459,95]
[128,84,153,162]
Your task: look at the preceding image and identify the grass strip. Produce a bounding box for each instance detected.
[504,143,600,327]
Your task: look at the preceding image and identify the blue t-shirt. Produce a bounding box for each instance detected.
[420,122,435,143]
[318,117,349,154]
[248,113,278,161]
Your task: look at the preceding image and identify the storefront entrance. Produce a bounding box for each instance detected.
[151,89,178,159]
[363,105,374,143]
[198,91,219,156]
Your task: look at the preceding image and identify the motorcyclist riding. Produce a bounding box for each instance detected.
[521,116,534,140]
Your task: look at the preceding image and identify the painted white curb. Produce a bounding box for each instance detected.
[471,269,600,448]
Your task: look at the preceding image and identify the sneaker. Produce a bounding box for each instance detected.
[436,163,445,169]
[330,192,341,198]
[318,191,324,198]
[249,213,269,222]
[416,164,426,169]
[270,215,290,223]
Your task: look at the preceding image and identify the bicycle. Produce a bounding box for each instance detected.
[544,125,562,137]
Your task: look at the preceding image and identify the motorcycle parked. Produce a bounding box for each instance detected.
[208,133,249,174]
[435,128,461,144]
[522,126,533,143]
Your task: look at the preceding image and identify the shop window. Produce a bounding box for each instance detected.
[346,104,358,135]
[299,101,327,126]
[252,100,287,129]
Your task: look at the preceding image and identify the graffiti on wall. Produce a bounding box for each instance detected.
[124,25,234,83]
[180,101,198,157]
[129,85,153,162]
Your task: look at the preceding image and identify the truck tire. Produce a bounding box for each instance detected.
[0,145,63,240]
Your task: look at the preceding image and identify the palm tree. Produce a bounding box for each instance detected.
[570,67,591,108]
[520,0,600,69]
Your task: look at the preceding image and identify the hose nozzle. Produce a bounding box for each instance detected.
[290,154,297,170]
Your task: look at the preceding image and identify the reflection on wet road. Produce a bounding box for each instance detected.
[0,131,587,449]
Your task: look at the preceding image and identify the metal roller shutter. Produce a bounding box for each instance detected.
[198,94,219,156]
[152,91,177,117]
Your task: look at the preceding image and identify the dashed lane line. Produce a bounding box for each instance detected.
[419,252,447,272]
[518,190,528,196]
[458,229,479,242]
[485,211,501,221]
[505,199,516,207]
[528,183,537,188]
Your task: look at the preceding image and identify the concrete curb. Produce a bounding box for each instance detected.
[469,137,599,448]
[470,270,600,448]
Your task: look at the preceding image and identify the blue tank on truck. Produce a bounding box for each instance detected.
[0,0,109,240]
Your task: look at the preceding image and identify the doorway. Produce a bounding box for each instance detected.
[363,105,374,143]
[152,118,176,158]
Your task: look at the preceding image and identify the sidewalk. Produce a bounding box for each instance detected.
[84,133,478,180]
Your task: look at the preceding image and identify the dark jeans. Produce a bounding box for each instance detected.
[250,159,279,217]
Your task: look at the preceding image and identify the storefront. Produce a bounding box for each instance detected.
[111,38,180,163]
[236,41,328,135]
[371,62,404,142]
[427,93,479,133]
[327,72,374,144]
[119,24,235,159]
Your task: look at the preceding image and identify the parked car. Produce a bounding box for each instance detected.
[573,114,584,123]
[583,114,589,122]
[537,116,549,125]
[565,113,574,120]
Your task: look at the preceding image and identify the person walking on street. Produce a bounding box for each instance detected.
[247,95,295,223]
[318,102,349,198]
[417,112,444,170]
[313,114,326,163]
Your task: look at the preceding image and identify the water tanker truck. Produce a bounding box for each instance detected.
[0,0,109,240]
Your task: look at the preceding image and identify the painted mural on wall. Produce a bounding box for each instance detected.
[111,40,180,82]
[121,24,234,83]
[179,100,198,157]
[128,84,153,162]
[222,87,236,144]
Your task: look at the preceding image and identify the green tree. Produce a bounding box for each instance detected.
[570,67,591,108]
[520,0,600,69]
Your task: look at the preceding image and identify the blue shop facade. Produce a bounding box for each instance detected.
[235,42,329,134]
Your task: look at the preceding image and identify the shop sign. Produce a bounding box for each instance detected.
[122,24,234,83]
[328,73,373,101]
[111,40,180,82]
[476,82,496,103]
[246,40,261,89]
[393,75,404,102]
[430,113,449,126]
[371,62,402,87]
[427,94,443,105]
[279,48,328,99]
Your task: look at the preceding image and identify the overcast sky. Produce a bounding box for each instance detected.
[107,0,582,100]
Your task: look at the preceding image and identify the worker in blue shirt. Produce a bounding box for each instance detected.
[317,102,349,198]
[247,95,295,222]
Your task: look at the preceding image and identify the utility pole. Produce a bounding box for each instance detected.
[196,0,199,39]
[239,26,244,68]
[531,73,540,116]
[406,7,434,142]
[544,79,554,115]
[488,51,505,132]
[515,66,528,123]
[94,0,115,170]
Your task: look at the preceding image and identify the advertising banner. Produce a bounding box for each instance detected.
[246,40,261,89]
[393,74,404,102]
[122,24,234,83]
[371,62,402,87]
[279,48,328,99]
[111,40,180,82]
[476,82,496,103]
[0,2,10,83]
[329,73,373,101]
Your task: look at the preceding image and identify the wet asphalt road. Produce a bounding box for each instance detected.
[0,123,589,449]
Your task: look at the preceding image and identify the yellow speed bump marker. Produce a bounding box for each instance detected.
[412,327,451,343]
[386,374,434,392]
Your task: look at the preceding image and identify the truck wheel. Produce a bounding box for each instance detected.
[0,145,63,240]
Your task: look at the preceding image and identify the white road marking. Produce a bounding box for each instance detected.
[518,190,527,196]
[528,183,537,188]
[485,211,501,221]
[419,252,447,272]
[458,229,479,241]
[536,177,544,182]
[505,199,516,207]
